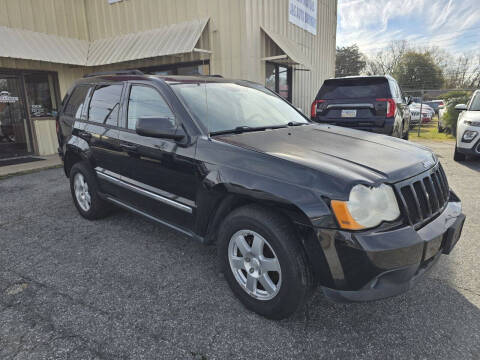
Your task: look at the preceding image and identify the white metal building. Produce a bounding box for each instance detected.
[0,0,337,158]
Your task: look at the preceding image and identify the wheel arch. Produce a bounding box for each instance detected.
[63,144,89,177]
[200,184,335,288]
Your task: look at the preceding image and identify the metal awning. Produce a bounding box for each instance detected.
[260,26,311,69]
[0,18,210,67]
[0,26,89,66]
[86,18,210,66]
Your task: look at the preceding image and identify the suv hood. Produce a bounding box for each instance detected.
[215,124,436,184]
[462,111,480,121]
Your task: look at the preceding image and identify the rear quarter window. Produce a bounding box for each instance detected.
[318,79,390,100]
[63,85,91,119]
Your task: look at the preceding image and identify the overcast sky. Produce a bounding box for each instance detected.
[336,0,480,55]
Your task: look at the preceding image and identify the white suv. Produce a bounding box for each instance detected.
[454,90,480,161]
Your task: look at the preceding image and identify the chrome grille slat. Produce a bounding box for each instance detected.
[437,165,450,199]
[426,176,439,211]
[419,180,433,216]
[431,172,443,206]
[409,184,424,221]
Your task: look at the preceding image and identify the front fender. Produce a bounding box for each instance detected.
[196,164,336,232]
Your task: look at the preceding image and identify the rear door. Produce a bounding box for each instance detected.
[312,78,391,129]
[79,82,126,196]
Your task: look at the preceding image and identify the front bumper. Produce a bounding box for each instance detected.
[319,199,465,302]
[456,137,480,157]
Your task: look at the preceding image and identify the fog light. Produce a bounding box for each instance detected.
[462,130,477,143]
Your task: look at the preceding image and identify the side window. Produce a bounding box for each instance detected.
[127,85,175,130]
[88,84,123,126]
[396,83,404,102]
[64,85,91,119]
[388,80,399,99]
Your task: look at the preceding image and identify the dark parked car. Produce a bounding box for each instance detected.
[57,72,465,319]
[424,100,445,115]
[311,75,411,139]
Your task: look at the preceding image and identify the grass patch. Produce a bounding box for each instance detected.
[409,120,455,142]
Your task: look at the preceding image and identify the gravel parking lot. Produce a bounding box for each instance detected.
[1,139,479,360]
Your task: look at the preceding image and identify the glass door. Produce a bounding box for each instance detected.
[0,75,32,158]
[265,62,292,102]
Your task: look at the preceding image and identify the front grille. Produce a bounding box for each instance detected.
[395,163,449,227]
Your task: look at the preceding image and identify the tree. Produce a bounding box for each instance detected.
[335,45,366,77]
[392,51,444,90]
[441,91,472,135]
[365,40,409,75]
[443,53,480,89]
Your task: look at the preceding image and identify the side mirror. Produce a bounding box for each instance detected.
[454,104,468,111]
[135,117,186,140]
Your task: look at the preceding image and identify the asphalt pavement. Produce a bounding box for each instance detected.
[1,139,479,360]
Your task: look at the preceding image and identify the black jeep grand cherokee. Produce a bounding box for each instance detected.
[57,72,465,319]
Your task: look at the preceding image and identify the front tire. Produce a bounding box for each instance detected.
[453,146,466,162]
[217,205,312,319]
[70,161,111,220]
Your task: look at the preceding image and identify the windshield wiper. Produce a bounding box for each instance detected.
[210,125,288,136]
[287,121,309,126]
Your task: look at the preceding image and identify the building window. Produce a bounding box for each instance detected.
[265,62,292,102]
[141,61,210,77]
[24,73,58,118]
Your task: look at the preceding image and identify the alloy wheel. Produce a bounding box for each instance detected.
[228,230,282,301]
[73,173,91,212]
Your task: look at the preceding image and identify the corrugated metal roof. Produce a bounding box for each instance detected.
[260,26,311,69]
[87,18,209,66]
[87,19,209,66]
[0,18,209,67]
[0,26,88,65]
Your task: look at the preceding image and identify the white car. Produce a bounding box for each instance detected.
[410,102,434,114]
[438,105,447,132]
[409,103,433,125]
[454,90,480,161]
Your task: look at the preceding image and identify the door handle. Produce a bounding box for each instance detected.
[120,143,138,152]
[77,131,92,141]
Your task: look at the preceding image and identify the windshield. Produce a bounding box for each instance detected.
[171,82,308,134]
[469,94,480,111]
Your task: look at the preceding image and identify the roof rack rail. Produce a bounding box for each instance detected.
[83,69,144,78]
[185,74,223,78]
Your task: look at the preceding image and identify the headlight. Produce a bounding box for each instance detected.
[464,121,480,126]
[462,130,478,143]
[331,184,400,230]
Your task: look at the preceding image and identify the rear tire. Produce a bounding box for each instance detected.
[217,205,312,319]
[70,161,111,220]
[454,146,466,162]
[402,123,409,140]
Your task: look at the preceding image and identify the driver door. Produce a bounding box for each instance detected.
[116,83,198,230]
